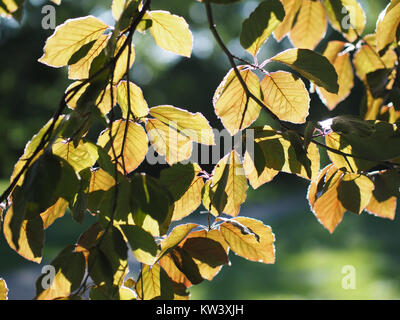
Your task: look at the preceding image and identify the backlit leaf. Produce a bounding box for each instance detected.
[219,217,275,264]
[97,120,148,174]
[52,139,99,173]
[307,164,346,233]
[146,118,193,165]
[121,225,159,265]
[179,229,229,281]
[150,105,215,145]
[274,0,302,42]
[3,208,44,263]
[40,198,68,229]
[35,245,86,300]
[289,0,327,50]
[337,173,374,214]
[317,41,354,110]
[270,48,339,93]
[0,278,7,300]
[260,71,310,124]
[322,0,366,43]
[202,151,248,217]
[353,35,397,81]
[213,68,261,135]
[38,16,108,68]
[158,223,199,260]
[117,81,149,119]
[68,34,109,80]
[135,264,174,300]
[159,163,205,221]
[376,2,400,54]
[240,0,285,56]
[147,10,193,57]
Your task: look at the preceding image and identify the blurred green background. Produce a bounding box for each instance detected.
[0,0,399,300]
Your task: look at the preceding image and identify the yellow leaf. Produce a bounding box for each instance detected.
[317,41,354,110]
[97,120,148,174]
[117,81,149,119]
[51,0,61,4]
[337,173,374,214]
[219,217,275,264]
[135,264,173,300]
[323,0,366,43]
[3,208,44,263]
[145,118,193,165]
[40,198,69,229]
[213,68,261,135]
[36,245,86,300]
[376,2,400,54]
[158,254,192,288]
[0,0,19,18]
[260,71,310,124]
[203,151,248,217]
[147,10,193,57]
[274,0,302,42]
[240,0,285,56]
[113,34,136,83]
[254,126,320,180]
[65,81,116,115]
[366,195,397,220]
[52,139,98,172]
[0,278,8,300]
[150,105,215,145]
[308,165,346,233]
[243,149,278,189]
[68,34,109,80]
[89,168,116,193]
[289,0,327,50]
[160,163,205,221]
[158,223,199,260]
[353,35,397,81]
[38,16,109,68]
[325,131,376,172]
[179,229,229,281]
[112,0,130,21]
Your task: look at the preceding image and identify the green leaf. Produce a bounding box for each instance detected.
[131,173,173,225]
[121,225,159,265]
[88,227,128,291]
[270,48,339,93]
[35,245,86,300]
[240,0,285,57]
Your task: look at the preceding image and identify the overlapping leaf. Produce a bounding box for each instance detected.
[97,120,148,174]
[213,68,261,135]
[317,41,354,110]
[202,151,248,217]
[289,0,327,50]
[270,48,339,93]
[274,0,302,42]
[260,71,310,124]
[117,81,149,119]
[219,217,275,264]
[240,0,285,56]
[38,16,109,68]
